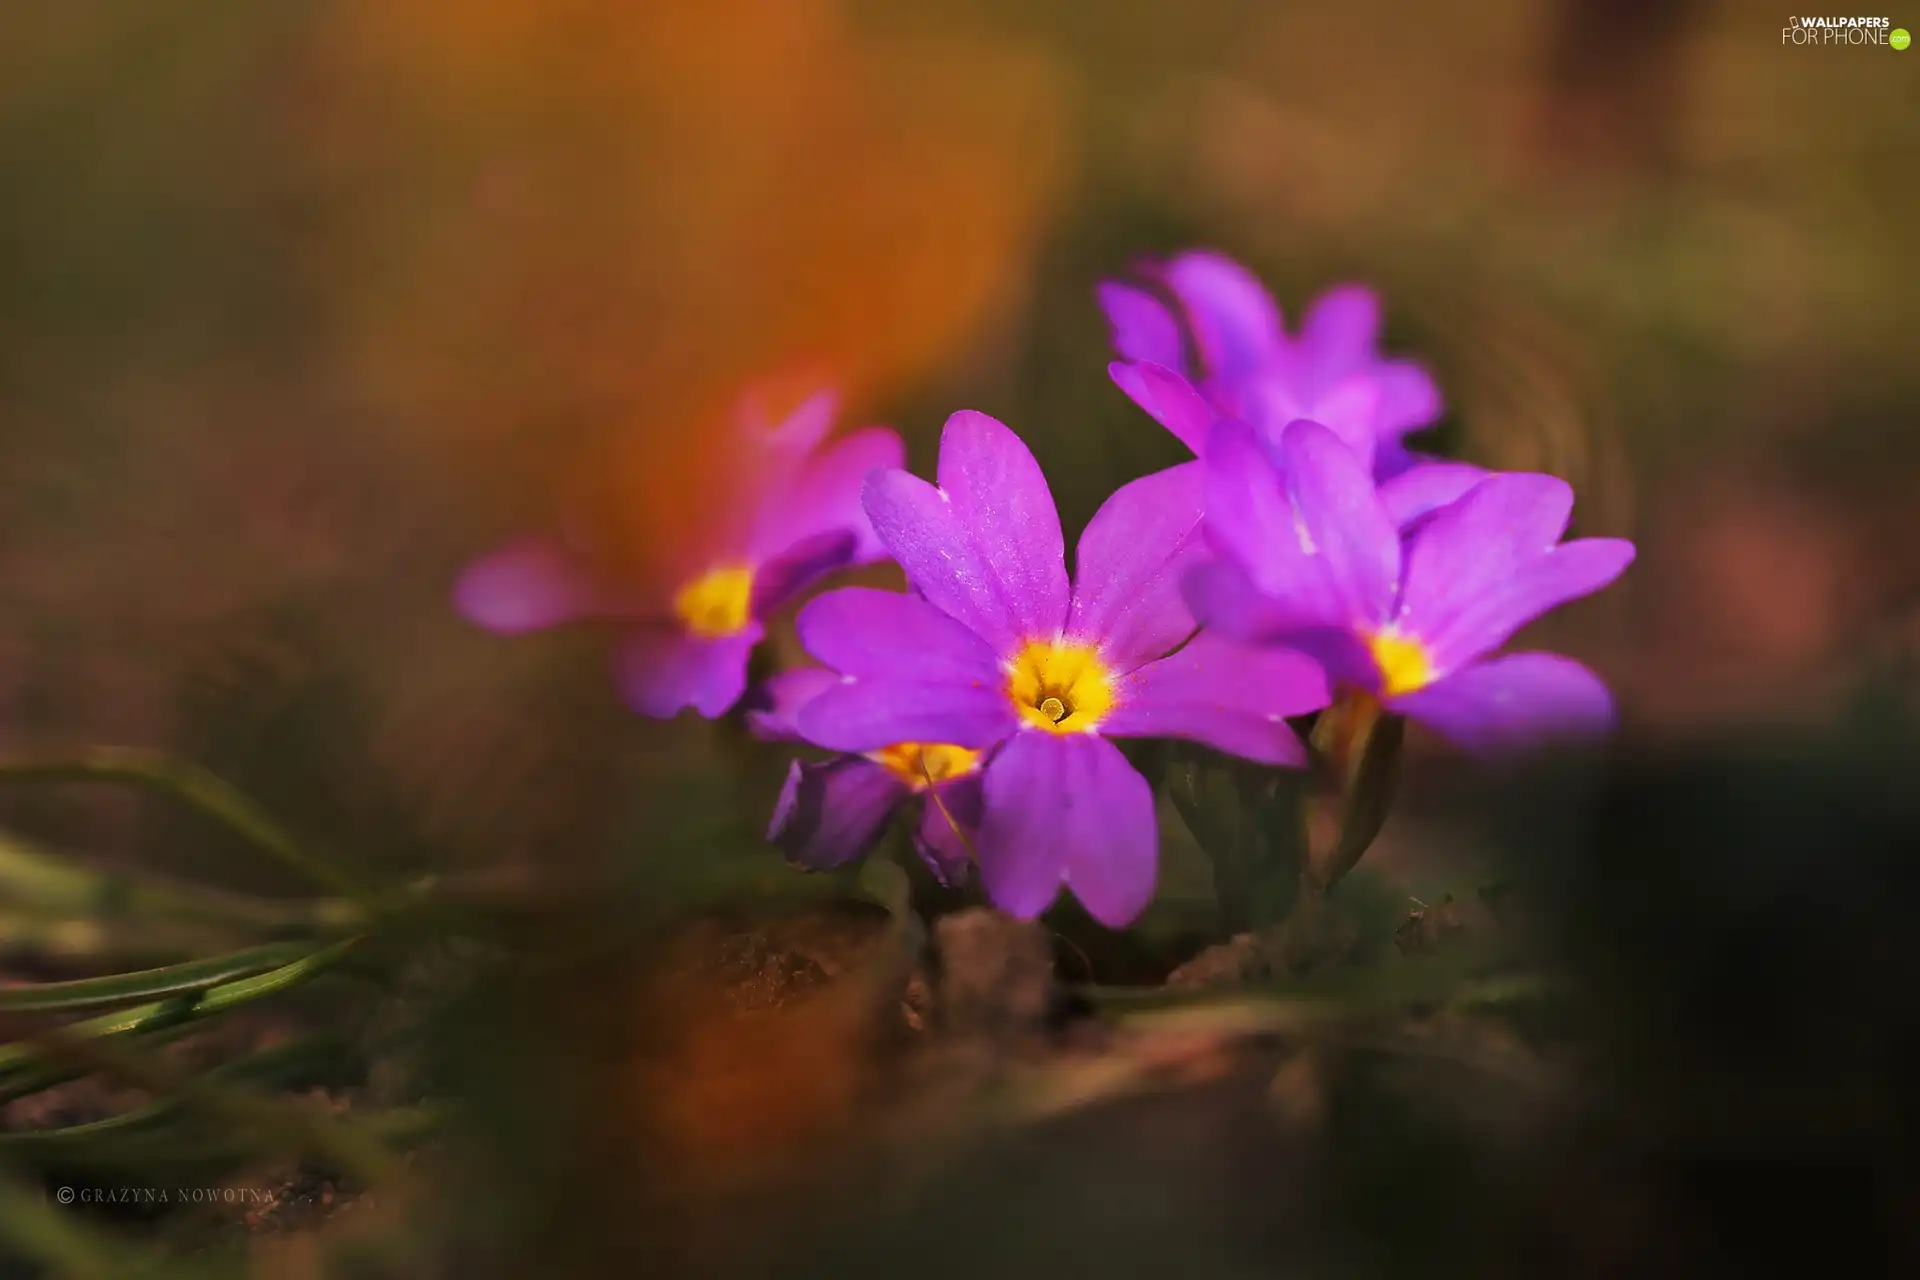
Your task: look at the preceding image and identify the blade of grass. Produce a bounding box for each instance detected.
[0,938,362,1081]
[0,1034,355,1160]
[0,1167,220,1280]
[0,1022,201,1107]
[0,942,320,1014]
[0,831,365,939]
[0,747,371,904]
[4,1015,401,1186]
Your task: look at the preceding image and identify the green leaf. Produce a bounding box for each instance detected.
[0,1033,354,1160]
[0,937,361,1085]
[0,942,318,1013]
[0,1167,210,1280]
[0,747,373,905]
[1165,743,1307,932]
[0,828,368,966]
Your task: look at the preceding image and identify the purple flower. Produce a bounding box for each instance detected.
[453,388,904,719]
[1100,250,1478,500]
[1106,357,1483,536]
[774,746,985,887]
[749,665,985,886]
[1187,417,1634,755]
[787,411,1330,926]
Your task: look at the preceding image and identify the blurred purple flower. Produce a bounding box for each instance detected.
[1100,250,1480,504]
[453,389,903,719]
[1187,418,1633,755]
[788,411,1328,926]
[1107,356,1483,537]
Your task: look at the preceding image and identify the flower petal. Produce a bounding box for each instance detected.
[1066,461,1206,672]
[454,538,621,634]
[1183,558,1292,641]
[1097,283,1186,373]
[1102,633,1327,766]
[1107,361,1214,455]
[913,773,984,887]
[862,411,1069,654]
[1200,419,1310,603]
[613,625,763,719]
[742,385,839,456]
[1201,417,1400,629]
[1299,284,1381,384]
[1388,652,1616,755]
[768,758,907,871]
[1377,461,1488,532]
[978,732,1157,926]
[1371,440,1420,482]
[1184,559,1382,689]
[1419,538,1637,673]
[1398,472,1632,667]
[749,425,905,565]
[716,386,844,553]
[1160,251,1284,381]
[1371,360,1444,436]
[1397,471,1572,638]
[795,678,1016,753]
[743,666,843,742]
[750,530,859,618]
[1270,420,1403,624]
[797,587,1004,683]
[1404,472,1576,582]
[1243,373,1381,467]
[934,411,1072,631]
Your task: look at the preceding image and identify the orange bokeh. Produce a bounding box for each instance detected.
[321,0,1066,570]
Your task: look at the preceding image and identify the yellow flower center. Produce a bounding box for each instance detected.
[1006,639,1115,734]
[1366,629,1437,698]
[672,565,755,639]
[869,743,981,789]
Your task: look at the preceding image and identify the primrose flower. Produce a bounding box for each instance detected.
[1104,357,1485,535]
[788,411,1330,926]
[454,389,903,719]
[1100,250,1465,486]
[747,667,983,885]
[1187,417,1635,754]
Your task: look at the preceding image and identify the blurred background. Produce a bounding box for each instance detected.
[2,0,1917,1275]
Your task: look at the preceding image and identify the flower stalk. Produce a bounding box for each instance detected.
[1302,693,1407,894]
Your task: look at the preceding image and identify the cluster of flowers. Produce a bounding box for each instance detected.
[456,252,1633,927]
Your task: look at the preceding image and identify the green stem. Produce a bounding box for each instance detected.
[0,747,371,904]
[1303,697,1406,892]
